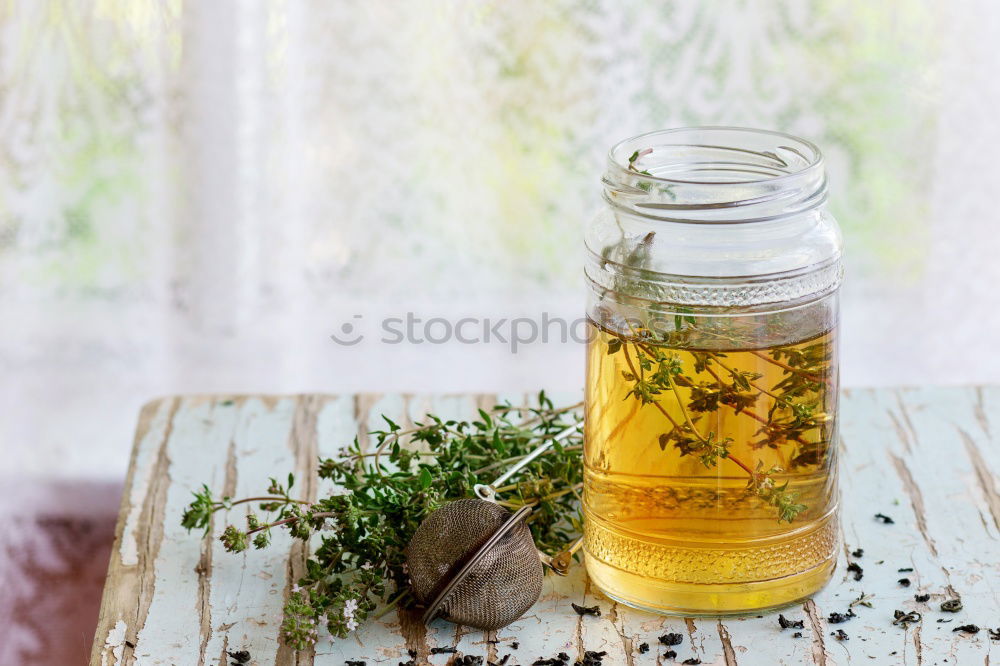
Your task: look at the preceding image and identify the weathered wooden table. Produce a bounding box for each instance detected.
[91,389,999,666]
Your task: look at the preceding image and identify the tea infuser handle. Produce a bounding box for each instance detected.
[473,425,579,503]
[540,536,585,576]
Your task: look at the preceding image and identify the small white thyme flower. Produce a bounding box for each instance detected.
[341,597,361,632]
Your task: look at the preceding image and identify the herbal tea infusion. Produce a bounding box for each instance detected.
[585,307,838,613]
[583,128,843,614]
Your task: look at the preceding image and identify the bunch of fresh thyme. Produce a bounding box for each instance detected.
[181,393,583,650]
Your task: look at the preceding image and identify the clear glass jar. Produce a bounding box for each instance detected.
[583,127,842,615]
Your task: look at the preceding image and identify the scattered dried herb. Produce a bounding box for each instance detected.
[663,650,676,660]
[846,562,863,581]
[953,625,980,634]
[830,630,849,641]
[638,643,650,654]
[512,643,520,650]
[345,661,365,666]
[937,619,953,623]
[914,593,930,603]
[571,603,601,617]
[792,632,803,638]
[827,609,856,624]
[850,592,874,609]
[897,578,911,587]
[576,650,607,666]
[461,657,484,666]
[181,394,584,650]
[850,547,864,558]
[897,567,913,573]
[659,633,684,646]
[988,628,1000,641]
[228,651,251,665]
[892,610,921,628]
[941,599,963,612]
[874,513,895,524]
[682,659,702,665]
[778,614,804,630]
[532,656,566,666]
[431,647,458,654]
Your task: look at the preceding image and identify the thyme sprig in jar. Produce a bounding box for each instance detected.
[583,127,843,615]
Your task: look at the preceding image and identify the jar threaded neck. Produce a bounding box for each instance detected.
[605,127,827,225]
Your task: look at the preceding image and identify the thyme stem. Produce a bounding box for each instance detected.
[246,511,340,537]
[707,354,783,402]
[373,589,410,620]
[664,370,707,442]
[215,496,312,508]
[472,445,584,477]
[749,350,824,385]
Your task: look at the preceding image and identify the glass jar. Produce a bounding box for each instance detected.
[583,127,842,615]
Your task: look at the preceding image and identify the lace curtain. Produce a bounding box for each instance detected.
[1,0,997,483]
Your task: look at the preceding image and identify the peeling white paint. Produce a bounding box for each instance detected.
[120,399,175,566]
[102,619,127,666]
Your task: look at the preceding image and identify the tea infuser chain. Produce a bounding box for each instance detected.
[472,425,584,575]
[545,535,584,575]
[473,425,579,502]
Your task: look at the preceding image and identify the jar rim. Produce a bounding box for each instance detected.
[603,126,828,224]
[606,126,824,187]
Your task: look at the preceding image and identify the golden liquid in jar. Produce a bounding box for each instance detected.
[583,318,839,614]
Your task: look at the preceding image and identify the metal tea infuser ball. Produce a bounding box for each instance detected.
[405,427,583,630]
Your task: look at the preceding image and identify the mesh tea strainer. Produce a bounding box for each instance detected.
[405,427,583,630]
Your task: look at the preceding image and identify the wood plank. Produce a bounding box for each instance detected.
[219,396,305,665]
[90,396,178,666]
[133,397,246,664]
[91,389,1000,666]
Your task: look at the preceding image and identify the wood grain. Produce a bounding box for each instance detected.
[90,389,1000,665]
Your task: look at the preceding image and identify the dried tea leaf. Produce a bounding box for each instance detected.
[571,603,601,617]
[778,614,805,630]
